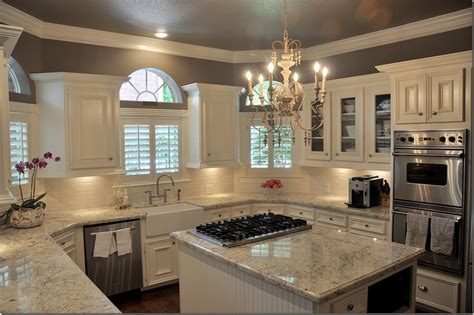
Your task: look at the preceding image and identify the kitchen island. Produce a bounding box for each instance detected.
[172,226,424,313]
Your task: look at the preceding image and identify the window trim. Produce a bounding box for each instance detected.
[120,110,185,184]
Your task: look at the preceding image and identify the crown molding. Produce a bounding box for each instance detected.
[376,50,472,73]
[0,1,471,64]
[0,24,23,56]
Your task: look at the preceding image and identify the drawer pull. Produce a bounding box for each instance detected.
[347,304,354,311]
[218,214,222,217]
[329,217,333,221]
[299,212,303,215]
[418,112,423,116]
[432,111,438,116]
[60,241,66,246]
[418,285,428,292]
[172,241,176,245]
[365,224,369,228]
[240,211,244,214]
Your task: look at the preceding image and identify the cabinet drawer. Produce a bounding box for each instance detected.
[207,208,232,222]
[416,273,459,312]
[232,205,251,218]
[252,203,285,215]
[330,288,368,313]
[286,205,315,221]
[53,229,75,249]
[316,211,348,228]
[349,217,386,236]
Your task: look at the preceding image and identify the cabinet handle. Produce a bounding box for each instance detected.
[325,153,328,156]
[60,241,66,246]
[347,304,354,311]
[172,241,176,245]
[368,154,373,157]
[418,285,428,292]
[208,153,211,157]
[432,111,438,116]
[218,214,222,217]
[108,157,113,161]
[329,217,333,221]
[365,224,369,228]
[299,212,303,215]
[335,153,339,156]
[418,112,423,116]
[240,211,244,214]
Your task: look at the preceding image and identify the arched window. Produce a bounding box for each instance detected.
[245,80,282,106]
[120,68,182,103]
[8,57,31,95]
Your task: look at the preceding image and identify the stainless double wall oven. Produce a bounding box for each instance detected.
[392,130,467,274]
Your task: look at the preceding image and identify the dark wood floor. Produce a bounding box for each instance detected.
[110,284,180,313]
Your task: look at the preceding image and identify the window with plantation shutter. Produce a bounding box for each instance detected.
[249,124,293,169]
[124,124,151,175]
[123,120,182,177]
[274,126,293,168]
[155,125,179,173]
[9,121,29,185]
[250,126,269,168]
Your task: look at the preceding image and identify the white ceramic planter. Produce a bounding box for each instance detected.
[10,207,45,228]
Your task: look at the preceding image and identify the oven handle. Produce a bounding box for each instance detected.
[392,152,464,158]
[393,207,462,222]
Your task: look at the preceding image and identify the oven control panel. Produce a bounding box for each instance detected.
[394,130,466,147]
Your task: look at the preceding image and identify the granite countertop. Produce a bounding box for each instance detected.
[172,227,424,303]
[0,207,145,313]
[184,193,390,220]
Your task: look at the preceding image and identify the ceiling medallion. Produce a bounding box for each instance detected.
[245,0,329,147]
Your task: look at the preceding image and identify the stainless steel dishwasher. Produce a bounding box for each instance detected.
[84,219,142,296]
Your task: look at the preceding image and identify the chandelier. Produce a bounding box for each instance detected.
[245,0,329,147]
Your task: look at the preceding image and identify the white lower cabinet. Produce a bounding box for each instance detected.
[329,288,368,313]
[252,203,285,215]
[286,205,315,222]
[315,210,348,230]
[231,205,252,218]
[144,234,179,287]
[52,227,85,271]
[206,207,233,222]
[416,270,460,313]
[349,216,387,239]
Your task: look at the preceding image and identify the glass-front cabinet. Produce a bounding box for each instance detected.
[333,88,364,161]
[304,90,331,160]
[366,85,391,162]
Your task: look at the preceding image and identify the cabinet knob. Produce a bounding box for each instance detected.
[218,214,222,217]
[108,157,113,161]
[325,153,328,156]
[365,224,369,228]
[208,153,211,157]
[60,241,66,246]
[368,154,372,157]
[172,241,176,245]
[418,285,428,292]
[432,111,438,116]
[418,112,423,116]
[335,153,339,156]
[329,217,333,221]
[299,212,303,215]
[347,304,354,311]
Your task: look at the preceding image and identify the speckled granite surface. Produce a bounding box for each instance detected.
[184,193,390,220]
[172,227,423,303]
[0,207,144,313]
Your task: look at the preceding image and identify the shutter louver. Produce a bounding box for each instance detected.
[155,125,179,173]
[274,126,293,168]
[9,122,29,185]
[124,124,151,175]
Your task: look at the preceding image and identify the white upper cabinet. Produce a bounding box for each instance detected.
[395,74,427,124]
[377,51,471,127]
[303,88,331,161]
[182,83,241,168]
[31,72,127,177]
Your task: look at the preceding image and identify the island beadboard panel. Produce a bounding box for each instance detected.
[179,245,314,313]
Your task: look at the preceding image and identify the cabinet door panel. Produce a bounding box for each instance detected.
[145,236,178,286]
[333,88,364,161]
[396,74,427,124]
[304,90,331,160]
[69,87,116,169]
[365,84,391,163]
[429,69,463,123]
[204,93,236,162]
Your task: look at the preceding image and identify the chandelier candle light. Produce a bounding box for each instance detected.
[245,0,329,147]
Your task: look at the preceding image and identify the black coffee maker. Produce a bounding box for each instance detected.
[345,175,383,208]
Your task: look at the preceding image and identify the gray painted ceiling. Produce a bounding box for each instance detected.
[5,0,472,50]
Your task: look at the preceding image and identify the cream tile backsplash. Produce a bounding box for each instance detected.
[42,167,235,212]
[41,166,389,213]
[307,167,391,197]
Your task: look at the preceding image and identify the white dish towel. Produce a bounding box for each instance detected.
[93,231,117,258]
[430,217,455,256]
[116,228,132,256]
[405,213,429,248]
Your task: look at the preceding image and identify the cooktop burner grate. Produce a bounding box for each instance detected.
[188,212,312,247]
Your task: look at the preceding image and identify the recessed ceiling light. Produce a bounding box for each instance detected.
[155,31,168,39]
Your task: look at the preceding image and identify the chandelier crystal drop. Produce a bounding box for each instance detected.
[245,0,329,147]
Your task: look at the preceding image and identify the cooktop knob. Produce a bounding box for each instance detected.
[408,136,414,142]
[439,136,446,143]
[399,136,406,142]
[449,136,456,143]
